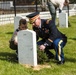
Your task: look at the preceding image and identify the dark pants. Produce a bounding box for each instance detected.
[47,1,56,22]
[47,1,62,23]
[9,40,18,54]
[53,39,67,61]
[37,38,67,61]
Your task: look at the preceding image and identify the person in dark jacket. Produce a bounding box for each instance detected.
[26,12,67,65]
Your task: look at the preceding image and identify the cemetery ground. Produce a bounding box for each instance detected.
[0,16,76,75]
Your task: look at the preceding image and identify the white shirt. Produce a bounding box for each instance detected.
[50,0,68,10]
[14,29,29,43]
[11,28,29,44]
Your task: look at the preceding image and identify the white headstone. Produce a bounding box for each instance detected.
[59,12,68,28]
[18,30,37,66]
[14,16,22,30]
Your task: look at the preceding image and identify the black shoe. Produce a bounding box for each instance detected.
[57,60,65,65]
[16,56,18,61]
[15,51,18,61]
[44,49,54,59]
[48,54,54,59]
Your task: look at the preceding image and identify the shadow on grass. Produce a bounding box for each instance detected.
[6,32,13,34]
[68,38,76,40]
[65,57,76,62]
[0,52,18,63]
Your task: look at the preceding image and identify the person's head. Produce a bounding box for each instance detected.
[19,19,27,30]
[26,12,41,28]
[64,0,69,6]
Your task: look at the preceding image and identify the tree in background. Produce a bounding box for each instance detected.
[69,0,76,3]
[1,0,76,5]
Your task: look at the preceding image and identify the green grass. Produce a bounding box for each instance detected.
[0,16,76,75]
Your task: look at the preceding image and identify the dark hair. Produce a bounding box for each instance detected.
[65,0,69,3]
[19,19,26,25]
[19,19,28,29]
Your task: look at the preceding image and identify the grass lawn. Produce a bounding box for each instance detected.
[0,16,76,75]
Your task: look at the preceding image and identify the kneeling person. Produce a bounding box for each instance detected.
[26,12,67,65]
[9,19,28,59]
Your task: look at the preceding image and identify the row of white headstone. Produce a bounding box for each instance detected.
[14,12,68,67]
[14,12,68,30]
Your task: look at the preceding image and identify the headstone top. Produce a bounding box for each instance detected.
[18,30,37,66]
[59,12,68,28]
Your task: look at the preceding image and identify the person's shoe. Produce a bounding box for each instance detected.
[48,54,54,59]
[47,53,54,59]
[57,60,65,65]
[45,50,54,59]
[15,51,18,61]
[16,56,18,61]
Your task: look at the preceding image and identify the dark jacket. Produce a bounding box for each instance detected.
[33,19,67,46]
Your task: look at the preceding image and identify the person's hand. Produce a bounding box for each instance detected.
[39,45,46,51]
[14,41,17,45]
[14,36,18,45]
